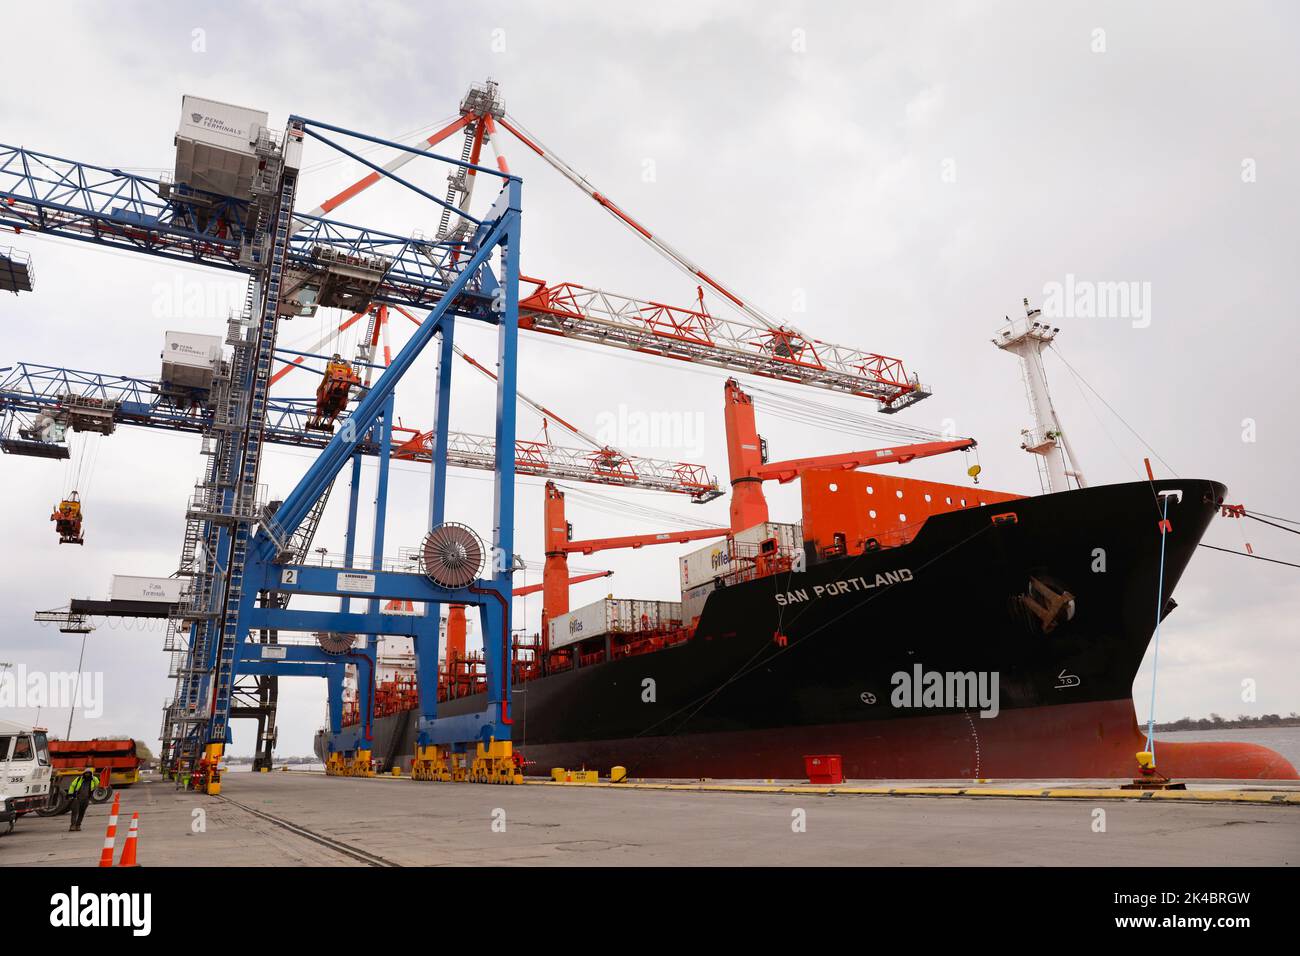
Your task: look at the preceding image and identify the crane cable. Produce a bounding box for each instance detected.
[1198,544,1300,570]
[555,482,721,532]
[743,382,954,443]
[1049,344,1178,477]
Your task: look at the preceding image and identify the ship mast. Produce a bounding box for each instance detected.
[993,298,1085,493]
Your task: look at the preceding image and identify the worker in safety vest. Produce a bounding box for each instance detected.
[66,768,101,832]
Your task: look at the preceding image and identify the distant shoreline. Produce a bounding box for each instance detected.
[1153,715,1300,732]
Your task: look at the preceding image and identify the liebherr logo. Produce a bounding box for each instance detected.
[50,886,151,937]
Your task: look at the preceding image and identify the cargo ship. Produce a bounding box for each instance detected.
[315,304,1298,780]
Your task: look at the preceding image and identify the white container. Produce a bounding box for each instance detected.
[549,598,684,650]
[174,95,269,198]
[732,521,801,552]
[161,331,223,392]
[111,575,184,604]
[680,538,734,590]
[681,582,715,623]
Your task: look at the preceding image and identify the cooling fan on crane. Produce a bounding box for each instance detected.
[420,522,486,589]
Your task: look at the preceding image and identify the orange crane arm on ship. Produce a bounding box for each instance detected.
[510,569,611,597]
[752,439,977,485]
[723,377,976,530]
[559,527,730,557]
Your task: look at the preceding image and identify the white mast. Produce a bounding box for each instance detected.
[993,298,1085,494]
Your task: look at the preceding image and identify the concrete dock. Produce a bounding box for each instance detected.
[4,772,1297,867]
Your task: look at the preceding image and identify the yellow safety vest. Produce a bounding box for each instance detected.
[68,774,98,794]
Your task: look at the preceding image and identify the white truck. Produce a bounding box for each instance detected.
[0,719,53,834]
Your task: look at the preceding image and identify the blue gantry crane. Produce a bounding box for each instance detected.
[1,100,527,789]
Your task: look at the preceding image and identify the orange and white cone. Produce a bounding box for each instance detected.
[117,811,140,868]
[97,792,121,868]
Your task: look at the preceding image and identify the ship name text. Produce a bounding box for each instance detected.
[774,569,913,606]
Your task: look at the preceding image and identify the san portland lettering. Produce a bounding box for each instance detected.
[774,568,913,606]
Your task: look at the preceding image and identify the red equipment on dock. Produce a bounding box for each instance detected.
[50,492,85,545]
[306,355,361,432]
[48,738,143,786]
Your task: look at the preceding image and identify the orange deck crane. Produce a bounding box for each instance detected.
[721,378,977,532]
[541,480,731,668]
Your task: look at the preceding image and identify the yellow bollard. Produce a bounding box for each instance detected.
[610,766,627,783]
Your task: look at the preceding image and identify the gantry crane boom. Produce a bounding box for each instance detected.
[284,81,930,410]
[0,362,720,498]
[269,302,722,498]
[516,278,925,407]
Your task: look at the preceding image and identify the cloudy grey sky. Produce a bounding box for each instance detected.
[1,1,1297,756]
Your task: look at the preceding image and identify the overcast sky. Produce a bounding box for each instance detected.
[1,1,1297,757]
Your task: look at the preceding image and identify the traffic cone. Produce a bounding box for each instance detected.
[97,793,120,868]
[117,812,140,867]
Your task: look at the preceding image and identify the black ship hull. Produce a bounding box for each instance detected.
[318,479,1298,779]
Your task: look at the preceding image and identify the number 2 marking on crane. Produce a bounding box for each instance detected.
[281,570,298,585]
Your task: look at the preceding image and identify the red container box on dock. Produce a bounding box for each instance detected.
[804,754,843,784]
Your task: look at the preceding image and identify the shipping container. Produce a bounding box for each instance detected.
[679,538,734,590]
[732,521,801,553]
[174,95,269,199]
[110,575,184,604]
[681,581,715,623]
[161,331,223,392]
[549,598,684,651]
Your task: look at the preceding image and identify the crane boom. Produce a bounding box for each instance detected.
[512,569,610,597]
[0,362,719,498]
[280,80,930,411]
[562,526,729,557]
[754,439,978,484]
[518,279,927,408]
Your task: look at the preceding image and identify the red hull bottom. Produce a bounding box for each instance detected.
[518,699,1299,781]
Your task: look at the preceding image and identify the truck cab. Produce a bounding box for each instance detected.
[0,719,53,833]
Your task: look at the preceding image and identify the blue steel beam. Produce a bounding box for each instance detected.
[244,607,425,637]
[257,203,512,552]
[0,143,498,312]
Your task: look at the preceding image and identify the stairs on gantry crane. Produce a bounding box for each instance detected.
[160,137,299,773]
